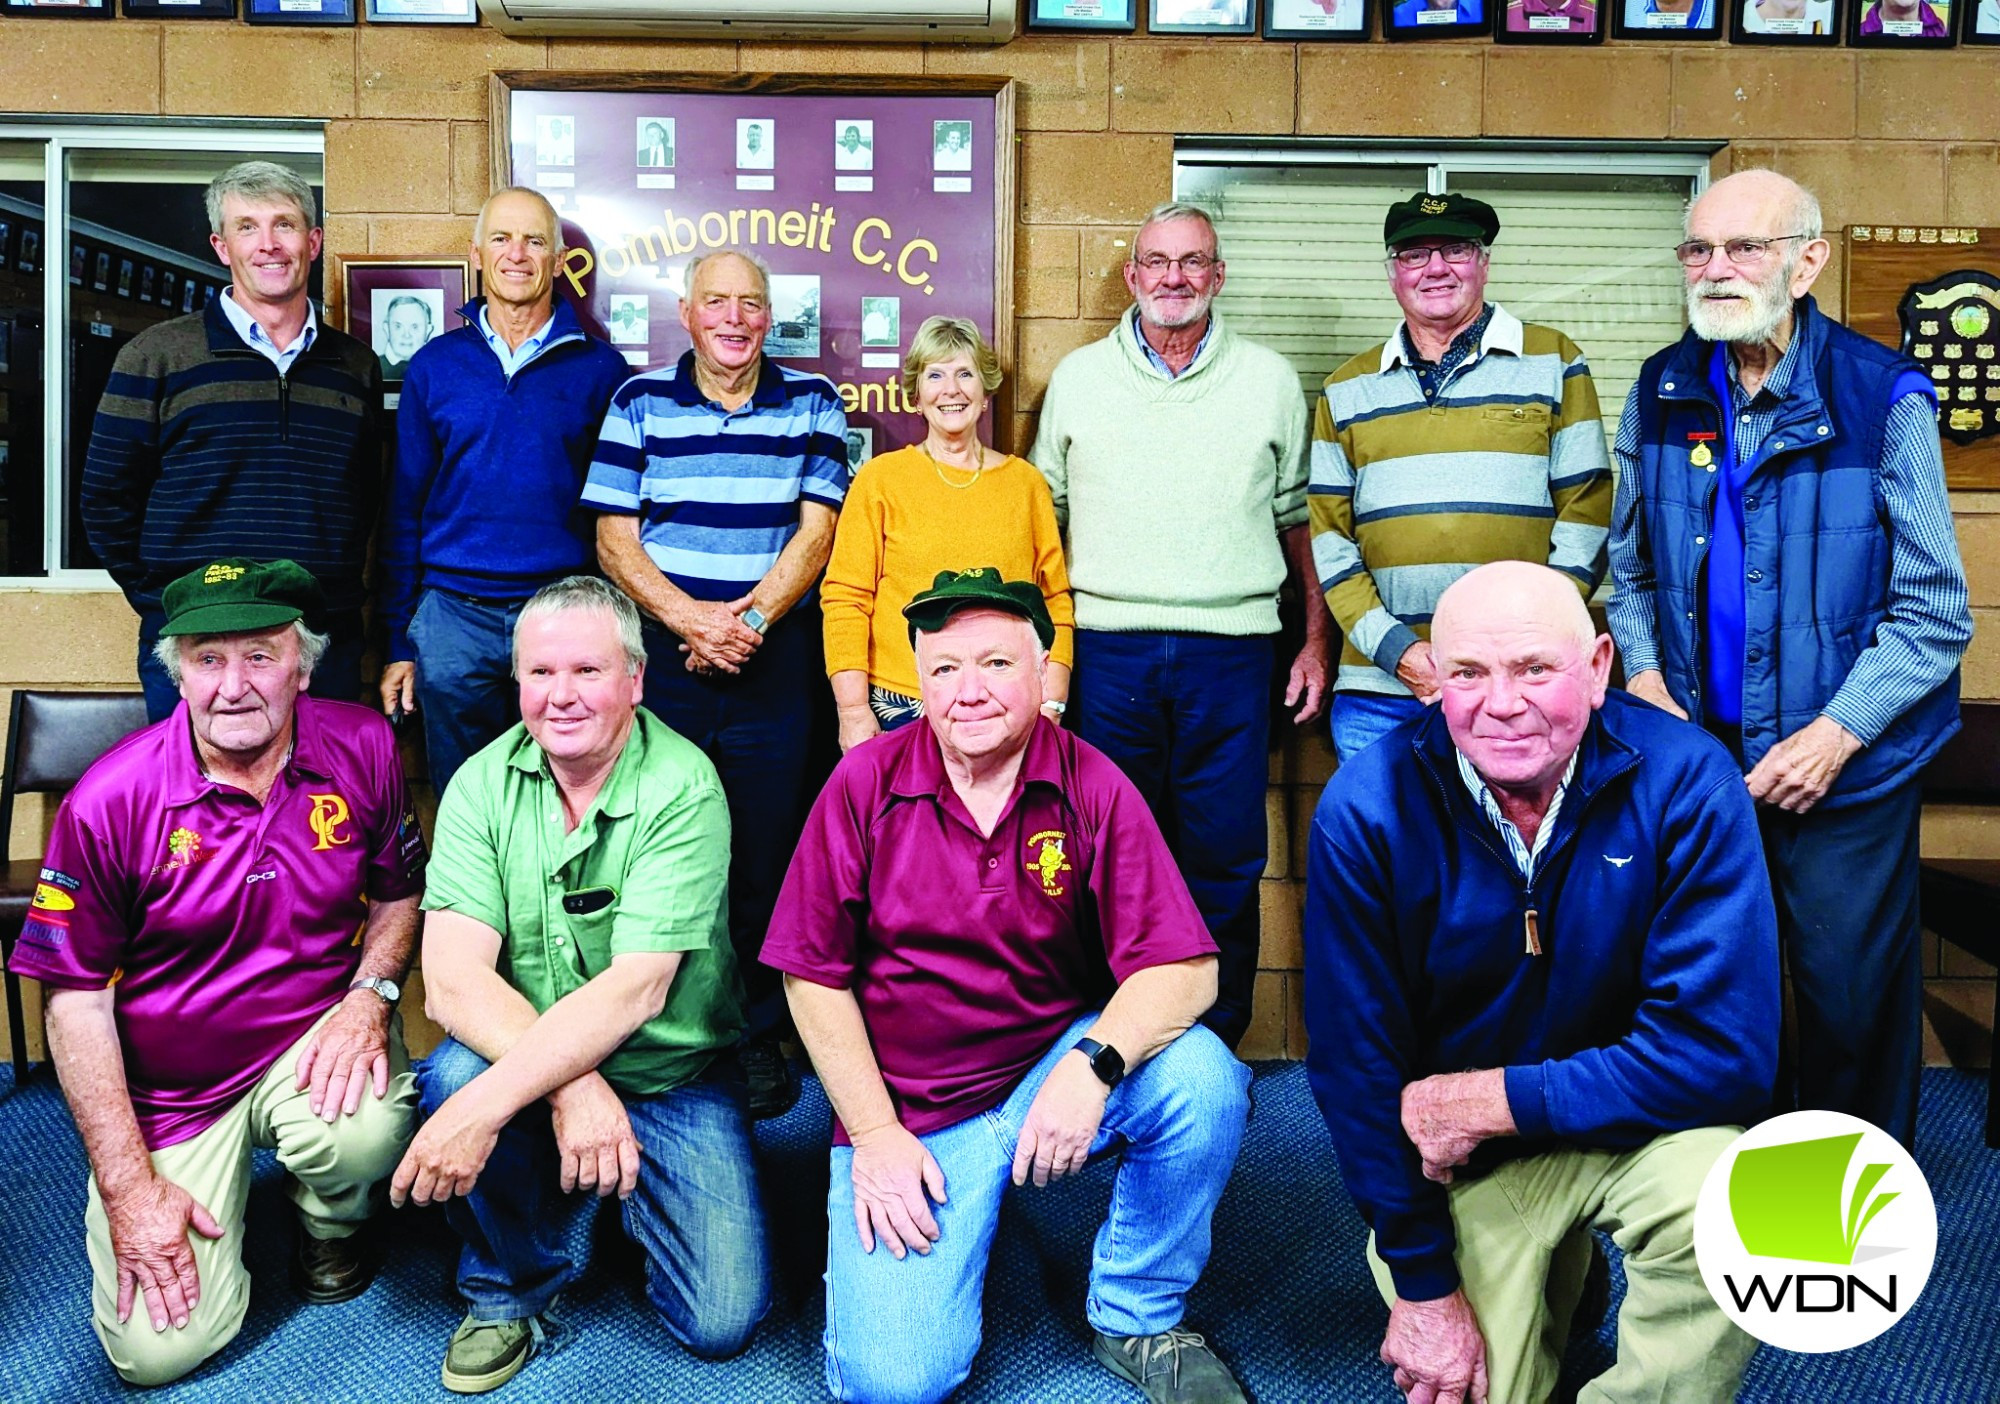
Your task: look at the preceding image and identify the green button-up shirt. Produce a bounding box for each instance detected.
[423,709,742,1096]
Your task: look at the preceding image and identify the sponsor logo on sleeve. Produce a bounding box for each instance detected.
[38,867,81,892]
[19,914,69,949]
[31,882,76,912]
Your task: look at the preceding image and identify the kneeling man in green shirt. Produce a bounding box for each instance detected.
[390,575,769,1394]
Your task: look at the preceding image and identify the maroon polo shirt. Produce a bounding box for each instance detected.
[10,696,426,1150]
[763,718,1216,1142]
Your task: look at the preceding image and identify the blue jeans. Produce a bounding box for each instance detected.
[137,609,365,724]
[1329,690,1428,764]
[822,1015,1251,1404]
[415,1039,772,1357]
[640,605,821,1038]
[406,588,531,796]
[1069,630,1272,1047]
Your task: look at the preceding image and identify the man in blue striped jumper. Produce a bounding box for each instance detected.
[585,249,850,1119]
[1609,169,1972,1146]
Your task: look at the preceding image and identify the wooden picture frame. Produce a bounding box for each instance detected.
[1847,0,1954,42]
[1611,0,1722,37]
[1024,0,1139,29]
[489,71,1020,452]
[1729,0,1841,43]
[1264,0,1372,36]
[1148,0,1258,32]
[335,254,474,403]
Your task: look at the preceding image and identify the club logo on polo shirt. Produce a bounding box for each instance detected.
[308,793,353,851]
[152,825,214,876]
[1025,830,1072,898]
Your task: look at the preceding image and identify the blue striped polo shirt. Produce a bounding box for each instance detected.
[581,351,851,600]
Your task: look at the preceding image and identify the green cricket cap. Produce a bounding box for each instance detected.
[903,567,1055,651]
[1383,191,1500,249]
[158,558,321,638]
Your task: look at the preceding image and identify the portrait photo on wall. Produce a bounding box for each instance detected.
[636,117,675,169]
[1386,0,1490,36]
[833,120,875,171]
[1498,0,1606,39]
[535,114,575,167]
[1849,0,1952,40]
[1148,0,1257,32]
[371,288,444,378]
[1966,0,2000,37]
[122,0,233,15]
[19,228,37,274]
[737,118,776,171]
[844,427,874,473]
[244,0,355,22]
[1024,0,1137,29]
[0,0,111,14]
[1613,0,1720,36]
[364,0,478,22]
[933,121,974,173]
[1264,0,1373,37]
[1731,0,1840,41]
[339,255,472,399]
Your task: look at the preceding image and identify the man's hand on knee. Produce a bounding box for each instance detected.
[295,992,393,1123]
[389,1085,501,1208]
[549,1073,642,1199]
[104,1173,225,1333]
[1400,1069,1515,1184]
[848,1122,947,1260]
[1382,1289,1489,1404]
[1011,1051,1109,1188]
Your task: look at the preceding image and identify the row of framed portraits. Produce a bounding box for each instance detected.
[0,0,475,22]
[1031,0,2000,43]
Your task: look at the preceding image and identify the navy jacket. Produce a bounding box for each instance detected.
[382,299,631,661]
[1304,692,1779,1302]
[1615,295,1961,807]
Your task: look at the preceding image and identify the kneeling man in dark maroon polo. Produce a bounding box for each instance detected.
[765,568,1254,1404]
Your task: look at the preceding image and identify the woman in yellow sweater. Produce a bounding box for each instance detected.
[823,316,1074,750]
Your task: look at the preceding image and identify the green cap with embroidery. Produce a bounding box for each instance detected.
[902,567,1055,650]
[158,558,321,638]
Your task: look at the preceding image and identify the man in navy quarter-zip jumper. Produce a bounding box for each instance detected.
[378,187,630,794]
[83,160,384,723]
[1305,561,1777,1404]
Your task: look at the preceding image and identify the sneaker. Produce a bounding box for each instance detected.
[739,1033,800,1121]
[441,1314,536,1395]
[1093,1327,1248,1404]
[290,1223,375,1304]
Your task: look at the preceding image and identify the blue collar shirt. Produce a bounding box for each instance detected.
[478,304,558,380]
[218,287,316,374]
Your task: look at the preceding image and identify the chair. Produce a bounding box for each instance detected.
[0,690,150,1083]
[1916,700,2000,1149]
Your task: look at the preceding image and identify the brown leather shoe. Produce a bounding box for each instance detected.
[292,1223,376,1304]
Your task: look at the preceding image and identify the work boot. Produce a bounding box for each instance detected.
[290,1223,375,1304]
[1093,1327,1249,1403]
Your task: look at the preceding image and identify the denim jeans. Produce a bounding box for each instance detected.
[640,605,821,1038]
[1329,690,1428,764]
[1069,630,1273,1048]
[137,609,365,724]
[406,589,531,796]
[415,1039,772,1358]
[822,1014,1251,1404]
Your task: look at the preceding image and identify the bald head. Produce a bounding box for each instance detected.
[1686,169,1822,245]
[1433,561,1598,661]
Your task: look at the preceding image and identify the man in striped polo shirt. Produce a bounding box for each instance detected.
[585,249,850,1118]
[1309,192,1613,762]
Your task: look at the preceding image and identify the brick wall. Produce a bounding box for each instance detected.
[0,18,1993,1067]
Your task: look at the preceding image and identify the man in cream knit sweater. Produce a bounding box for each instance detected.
[1031,201,1327,1049]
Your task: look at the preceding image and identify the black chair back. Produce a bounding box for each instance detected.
[0,690,151,859]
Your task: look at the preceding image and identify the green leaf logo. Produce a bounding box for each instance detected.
[1728,1133,1899,1265]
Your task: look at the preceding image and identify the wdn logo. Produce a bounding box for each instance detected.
[1693,1111,1936,1353]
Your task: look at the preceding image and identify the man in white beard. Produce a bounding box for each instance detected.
[1605,168,1970,1148]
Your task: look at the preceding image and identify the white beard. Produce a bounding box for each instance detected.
[1687,263,1794,345]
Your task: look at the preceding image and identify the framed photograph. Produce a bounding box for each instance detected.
[122,0,233,15]
[245,0,355,23]
[92,251,109,291]
[1264,0,1372,36]
[933,120,974,173]
[1148,0,1257,30]
[1849,0,1952,39]
[636,117,676,170]
[364,0,476,21]
[0,221,10,270]
[1730,0,1840,41]
[1025,0,1138,30]
[0,0,111,15]
[160,270,178,308]
[336,255,473,394]
[736,118,776,171]
[1966,0,2000,36]
[1386,0,1490,35]
[1497,0,1605,37]
[843,426,874,473]
[1612,0,1720,36]
[21,230,39,275]
[833,119,875,172]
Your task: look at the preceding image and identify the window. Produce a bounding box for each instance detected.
[0,124,323,585]
[1176,144,1716,438]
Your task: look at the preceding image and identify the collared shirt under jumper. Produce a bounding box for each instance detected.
[216,286,317,373]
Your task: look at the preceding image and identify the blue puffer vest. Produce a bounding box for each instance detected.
[1626,294,1959,810]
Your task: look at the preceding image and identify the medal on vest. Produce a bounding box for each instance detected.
[1687,431,1717,468]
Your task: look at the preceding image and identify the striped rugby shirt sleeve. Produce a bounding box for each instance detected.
[1544,337,1613,596]
[1309,379,1420,677]
[579,376,650,514]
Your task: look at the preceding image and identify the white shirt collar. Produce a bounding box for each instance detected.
[1379,303,1523,374]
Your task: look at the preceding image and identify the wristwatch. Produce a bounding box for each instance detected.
[1073,1036,1126,1090]
[742,606,771,636]
[348,976,401,1007]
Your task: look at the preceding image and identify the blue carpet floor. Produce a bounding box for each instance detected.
[0,1062,1994,1403]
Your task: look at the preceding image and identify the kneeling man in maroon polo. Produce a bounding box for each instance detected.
[765,568,1254,1404]
[9,559,426,1387]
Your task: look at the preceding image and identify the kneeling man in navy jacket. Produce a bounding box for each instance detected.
[1305,560,1777,1404]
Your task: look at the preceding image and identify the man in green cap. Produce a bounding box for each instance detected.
[10,557,426,1386]
[1309,190,1613,763]
[768,568,1253,1404]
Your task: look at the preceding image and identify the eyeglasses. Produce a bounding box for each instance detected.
[1390,241,1483,271]
[1673,235,1811,268]
[1133,252,1219,275]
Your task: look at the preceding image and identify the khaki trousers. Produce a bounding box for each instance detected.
[1367,1127,1756,1404]
[84,1009,416,1387]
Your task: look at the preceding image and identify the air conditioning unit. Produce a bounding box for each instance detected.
[476,0,1016,42]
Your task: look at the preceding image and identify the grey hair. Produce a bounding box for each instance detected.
[205,160,318,237]
[383,294,435,332]
[474,185,566,253]
[685,248,772,303]
[912,608,1050,666]
[153,619,330,687]
[1133,201,1221,260]
[511,576,647,678]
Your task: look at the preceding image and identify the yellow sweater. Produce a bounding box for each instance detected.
[822,446,1075,695]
